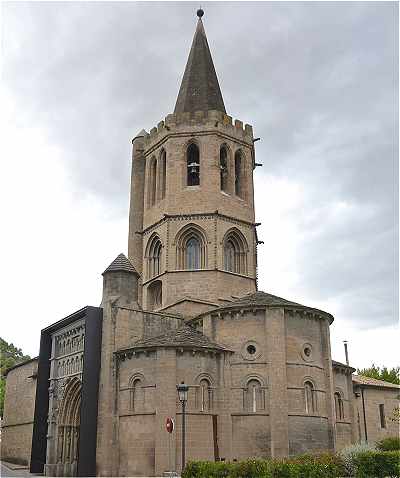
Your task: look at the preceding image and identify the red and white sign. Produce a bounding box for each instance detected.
[166,417,174,434]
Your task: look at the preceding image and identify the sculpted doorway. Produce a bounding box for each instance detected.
[56,377,81,476]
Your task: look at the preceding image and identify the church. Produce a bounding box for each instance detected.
[2,9,399,477]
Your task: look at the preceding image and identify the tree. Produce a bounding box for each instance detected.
[0,337,31,417]
[357,364,400,385]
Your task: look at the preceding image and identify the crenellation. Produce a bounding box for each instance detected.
[235,119,243,129]
[143,110,254,150]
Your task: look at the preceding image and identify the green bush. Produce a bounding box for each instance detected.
[339,443,377,476]
[182,451,399,478]
[182,453,345,478]
[271,453,345,478]
[376,437,400,451]
[234,459,271,478]
[353,450,400,478]
[182,461,235,478]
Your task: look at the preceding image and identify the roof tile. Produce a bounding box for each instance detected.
[103,253,139,275]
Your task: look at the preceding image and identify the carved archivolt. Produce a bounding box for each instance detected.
[56,377,82,466]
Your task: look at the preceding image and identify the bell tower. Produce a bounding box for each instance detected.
[128,9,258,315]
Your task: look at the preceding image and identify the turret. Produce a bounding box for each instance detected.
[127,130,147,303]
[101,253,139,307]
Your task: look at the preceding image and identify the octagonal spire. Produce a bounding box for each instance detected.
[174,13,226,114]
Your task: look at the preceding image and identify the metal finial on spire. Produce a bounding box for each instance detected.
[197,7,204,18]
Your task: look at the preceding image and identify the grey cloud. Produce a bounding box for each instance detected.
[3,2,398,329]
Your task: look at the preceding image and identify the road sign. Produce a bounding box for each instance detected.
[166,417,174,434]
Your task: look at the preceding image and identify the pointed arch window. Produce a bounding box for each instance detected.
[220,145,228,192]
[148,157,157,206]
[176,225,207,270]
[234,150,243,198]
[147,280,162,310]
[159,149,167,200]
[146,235,162,279]
[187,143,200,186]
[223,229,248,275]
[304,381,316,414]
[246,379,265,412]
[334,392,344,420]
[186,237,200,269]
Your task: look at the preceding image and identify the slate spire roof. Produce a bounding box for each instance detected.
[174,14,226,114]
[103,253,139,276]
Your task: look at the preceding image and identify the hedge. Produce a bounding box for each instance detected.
[353,451,400,478]
[376,437,400,452]
[182,451,400,478]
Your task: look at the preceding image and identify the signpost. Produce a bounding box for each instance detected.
[166,417,175,475]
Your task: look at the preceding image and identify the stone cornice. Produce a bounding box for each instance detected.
[141,211,256,236]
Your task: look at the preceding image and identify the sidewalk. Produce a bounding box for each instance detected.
[0,461,40,477]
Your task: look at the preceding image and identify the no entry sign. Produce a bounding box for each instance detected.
[166,417,174,433]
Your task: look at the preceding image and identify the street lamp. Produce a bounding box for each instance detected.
[177,381,189,472]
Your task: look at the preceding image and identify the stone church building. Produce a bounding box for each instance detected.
[2,10,399,477]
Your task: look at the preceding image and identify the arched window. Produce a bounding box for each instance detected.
[304,381,316,414]
[146,235,162,279]
[186,237,200,269]
[176,224,207,270]
[130,378,143,411]
[234,150,243,197]
[199,379,212,412]
[187,143,200,186]
[159,149,166,200]
[223,229,248,275]
[220,145,228,192]
[148,157,157,206]
[147,280,162,310]
[334,392,344,420]
[246,379,264,412]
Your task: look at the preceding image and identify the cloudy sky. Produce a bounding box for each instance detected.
[1,1,398,369]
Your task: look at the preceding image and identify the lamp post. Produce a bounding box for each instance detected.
[177,381,189,472]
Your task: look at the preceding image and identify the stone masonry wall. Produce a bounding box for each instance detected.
[354,385,400,444]
[1,359,38,465]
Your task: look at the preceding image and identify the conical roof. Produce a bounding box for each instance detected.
[103,253,139,276]
[194,291,334,324]
[174,16,226,114]
[125,325,230,351]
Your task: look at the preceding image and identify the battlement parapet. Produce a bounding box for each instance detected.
[142,110,254,151]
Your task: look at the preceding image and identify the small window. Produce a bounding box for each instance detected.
[148,280,162,310]
[246,379,264,412]
[159,149,167,199]
[199,379,212,412]
[304,381,316,414]
[379,404,386,428]
[234,150,242,197]
[223,229,248,275]
[130,378,143,411]
[220,146,228,192]
[149,157,157,206]
[187,143,200,186]
[186,237,201,269]
[334,392,344,421]
[147,235,162,279]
